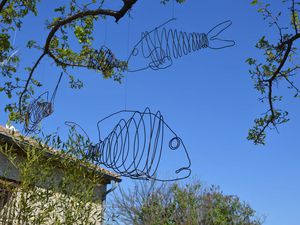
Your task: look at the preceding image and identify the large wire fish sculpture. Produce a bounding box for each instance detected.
[66,108,191,181]
[127,18,235,72]
[24,72,63,134]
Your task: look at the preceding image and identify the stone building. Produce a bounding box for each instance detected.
[0,125,121,224]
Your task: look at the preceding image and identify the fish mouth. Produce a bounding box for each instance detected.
[175,167,191,175]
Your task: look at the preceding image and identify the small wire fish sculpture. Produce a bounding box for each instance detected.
[24,72,63,134]
[65,108,191,181]
[87,46,126,74]
[127,18,235,72]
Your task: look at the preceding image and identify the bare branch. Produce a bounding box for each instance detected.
[282,73,300,96]
[263,7,284,41]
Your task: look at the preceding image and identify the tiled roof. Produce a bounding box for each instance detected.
[0,125,121,183]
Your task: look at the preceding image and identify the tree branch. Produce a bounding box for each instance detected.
[254,40,293,143]
[18,0,138,114]
[269,41,293,83]
[18,52,47,112]
[48,51,88,68]
[45,8,116,52]
[45,0,137,52]
[116,0,137,22]
[249,0,300,144]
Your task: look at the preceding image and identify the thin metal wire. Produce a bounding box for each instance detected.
[104,18,108,46]
[124,14,131,110]
[65,108,191,181]
[172,0,175,19]
[23,72,63,134]
[127,18,235,72]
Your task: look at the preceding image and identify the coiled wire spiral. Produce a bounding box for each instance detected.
[24,72,63,134]
[66,108,191,181]
[127,18,235,72]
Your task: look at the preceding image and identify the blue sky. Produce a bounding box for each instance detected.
[1,1,300,224]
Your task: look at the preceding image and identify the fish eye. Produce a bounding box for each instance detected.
[169,137,181,150]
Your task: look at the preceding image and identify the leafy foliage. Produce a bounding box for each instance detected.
[0,0,39,122]
[247,0,300,144]
[0,129,105,224]
[0,0,186,127]
[109,180,264,225]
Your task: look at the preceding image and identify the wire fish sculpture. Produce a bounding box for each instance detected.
[66,108,191,181]
[87,46,126,74]
[127,18,235,72]
[24,72,63,134]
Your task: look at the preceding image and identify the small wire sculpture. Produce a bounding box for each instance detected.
[65,108,191,181]
[24,72,63,134]
[87,46,126,74]
[127,18,235,72]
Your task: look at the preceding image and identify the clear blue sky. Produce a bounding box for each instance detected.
[1,1,300,224]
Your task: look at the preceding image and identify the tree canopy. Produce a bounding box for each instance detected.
[109,180,264,225]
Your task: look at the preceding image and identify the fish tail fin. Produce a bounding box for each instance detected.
[206,20,235,49]
[50,72,63,105]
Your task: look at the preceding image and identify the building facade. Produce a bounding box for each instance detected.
[0,125,121,224]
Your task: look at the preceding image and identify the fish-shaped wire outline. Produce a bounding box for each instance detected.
[127,18,235,72]
[65,108,191,181]
[24,72,63,134]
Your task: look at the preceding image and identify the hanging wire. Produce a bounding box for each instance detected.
[126,18,235,72]
[12,30,17,46]
[86,20,126,76]
[86,17,126,76]
[124,13,131,110]
[65,108,191,181]
[24,72,63,134]
[172,0,175,19]
[104,16,108,46]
